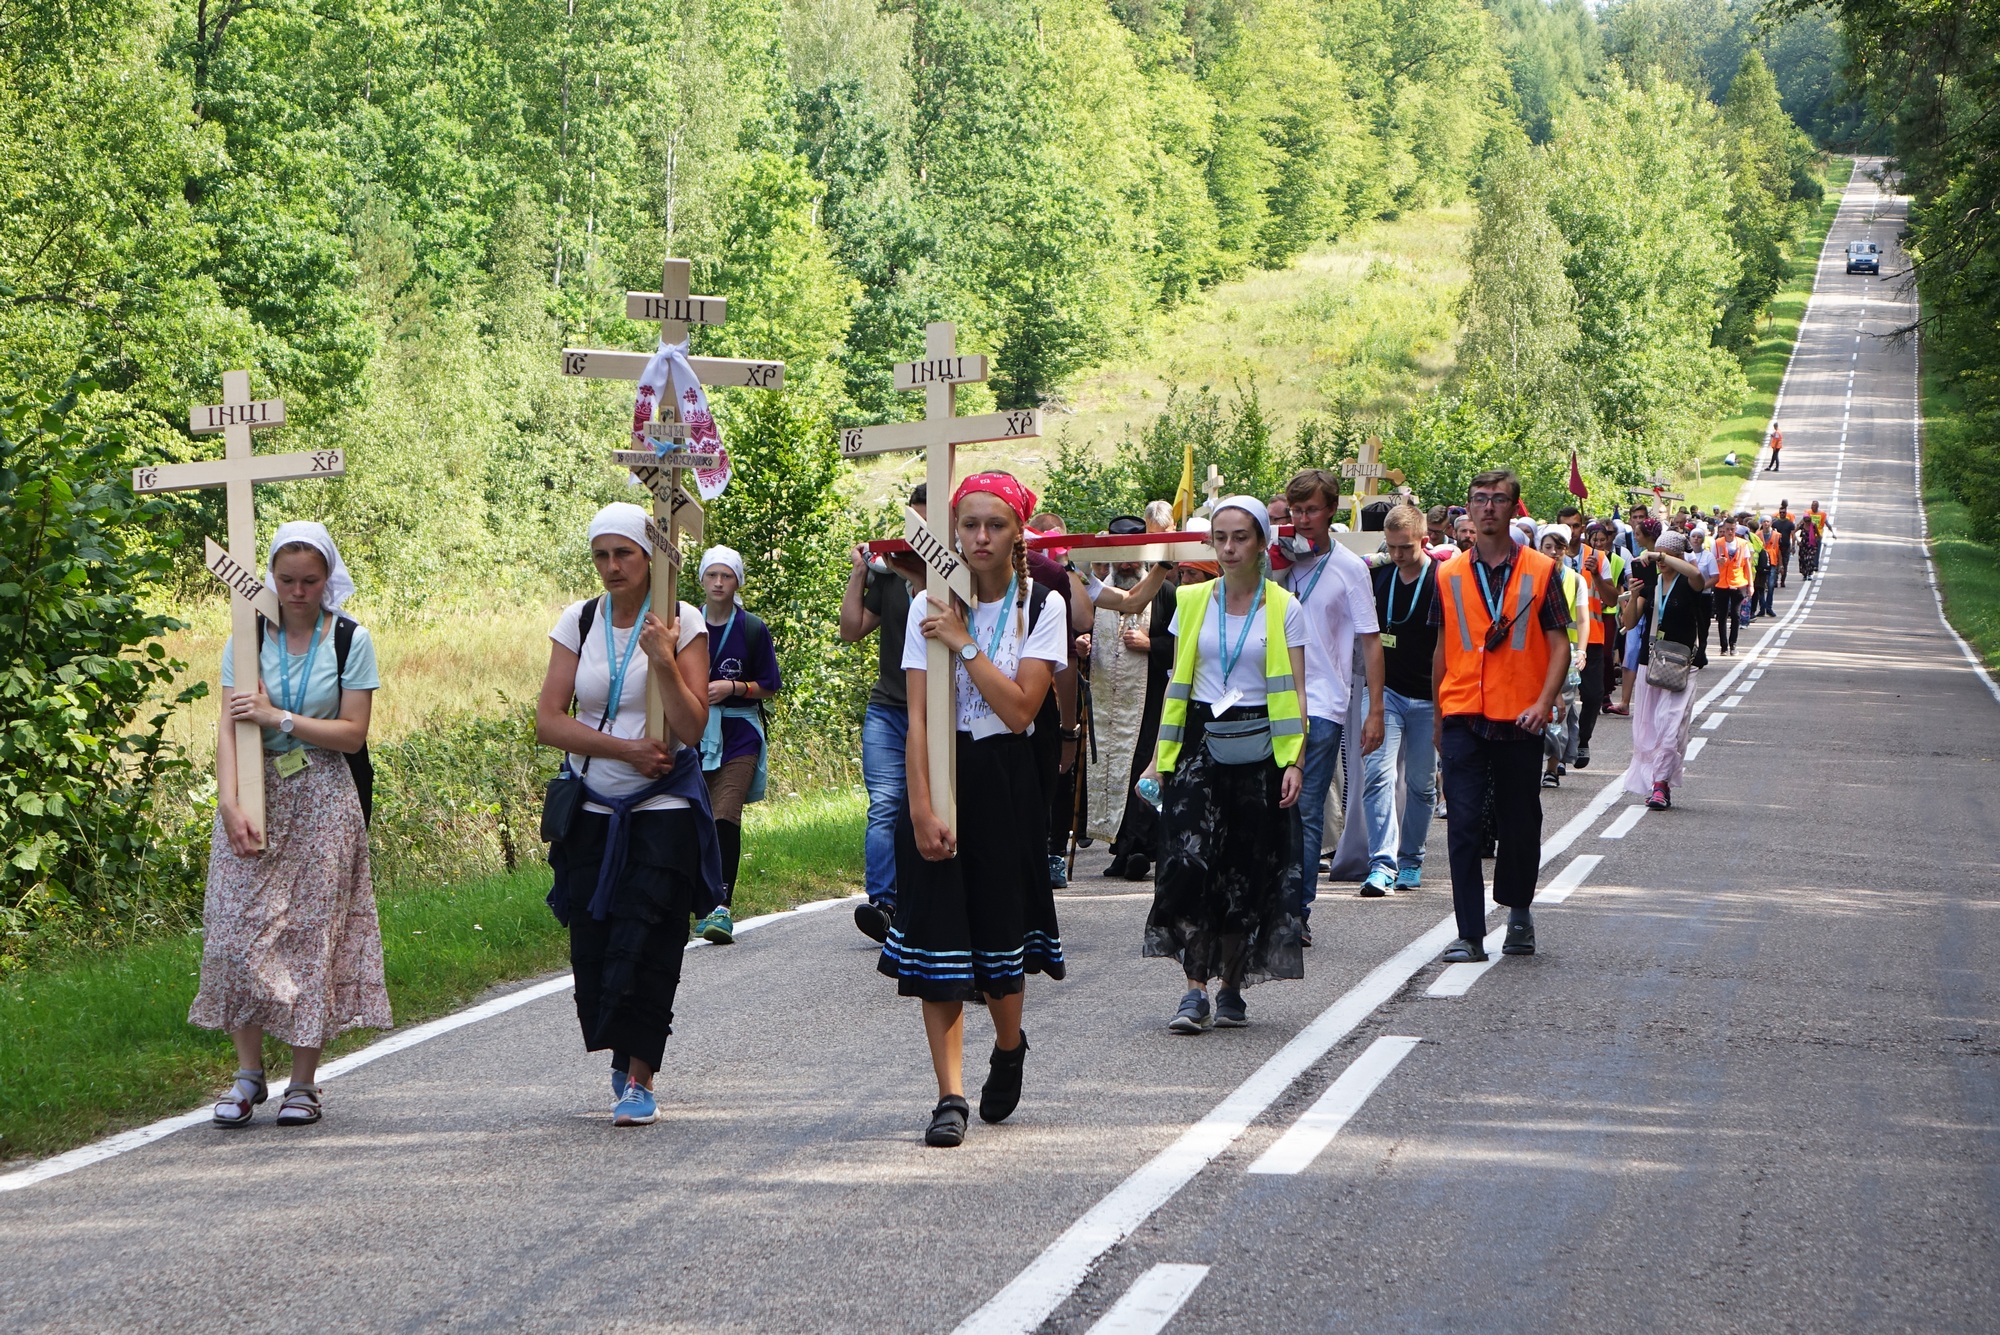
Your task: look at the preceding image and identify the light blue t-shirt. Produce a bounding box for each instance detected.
[220,615,379,753]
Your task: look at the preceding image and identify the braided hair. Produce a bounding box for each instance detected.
[1011,535,1030,639]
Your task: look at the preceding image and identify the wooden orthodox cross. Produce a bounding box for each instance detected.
[1201,465,1224,515]
[132,371,346,848]
[838,322,1041,835]
[1624,471,1686,504]
[561,257,784,743]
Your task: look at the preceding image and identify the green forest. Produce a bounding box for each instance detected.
[0,0,1933,951]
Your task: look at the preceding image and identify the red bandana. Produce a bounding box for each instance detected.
[951,471,1037,525]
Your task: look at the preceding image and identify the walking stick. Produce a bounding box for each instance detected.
[1067,666,1093,879]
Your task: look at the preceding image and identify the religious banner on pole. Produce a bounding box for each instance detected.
[560,256,785,742]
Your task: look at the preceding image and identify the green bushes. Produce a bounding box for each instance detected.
[0,381,205,939]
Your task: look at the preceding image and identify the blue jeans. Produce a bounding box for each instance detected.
[860,702,908,907]
[1296,716,1345,919]
[1361,690,1435,878]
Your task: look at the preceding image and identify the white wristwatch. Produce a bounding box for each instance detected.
[279,711,295,734]
[959,642,979,662]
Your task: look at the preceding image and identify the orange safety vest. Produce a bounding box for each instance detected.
[1762,533,1780,567]
[1437,546,1559,723]
[1715,538,1751,589]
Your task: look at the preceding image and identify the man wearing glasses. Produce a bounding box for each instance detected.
[1430,469,1572,962]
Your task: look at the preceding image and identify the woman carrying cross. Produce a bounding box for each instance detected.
[195,522,389,1130]
[887,471,1068,1148]
[534,502,720,1128]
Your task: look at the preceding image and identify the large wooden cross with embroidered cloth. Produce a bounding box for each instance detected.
[131,370,345,847]
[564,257,785,743]
[838,322,1041,835]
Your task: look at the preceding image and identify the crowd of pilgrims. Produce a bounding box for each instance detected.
[188,468,1831,1146]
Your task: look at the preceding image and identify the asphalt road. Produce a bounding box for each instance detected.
[5,162,1995,1335]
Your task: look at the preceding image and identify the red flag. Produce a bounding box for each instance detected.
[1568,450,1588,500]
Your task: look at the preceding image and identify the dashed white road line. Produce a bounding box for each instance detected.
[1426,854,1602,998]
[1245,1037,1424,1176]
[1684,737,1708,763]
[1600,806,1647,839]
[1701,713,1727,731]
[1083,1265,1210,1335]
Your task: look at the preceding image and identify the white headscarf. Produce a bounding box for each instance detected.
[267,521,355,611]
[1511,517,1537,548]
[699,545,746,606]
[587,502,653,555]
[1211,495,1272,541]
[1538,523,1573,549]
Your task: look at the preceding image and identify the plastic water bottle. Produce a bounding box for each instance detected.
[1136,775,1163,809]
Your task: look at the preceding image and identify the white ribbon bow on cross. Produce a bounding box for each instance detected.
[632,338,732,501]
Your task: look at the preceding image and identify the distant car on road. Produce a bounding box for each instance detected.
[1847,240,1881,275]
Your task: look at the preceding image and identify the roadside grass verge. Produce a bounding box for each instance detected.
[1922,372,2000,673]
[1691,157,1856,513]
[0,788,863,1164]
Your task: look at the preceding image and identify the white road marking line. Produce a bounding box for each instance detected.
[953,914,1460,1335]
[1722,695,1744,708]
[1084,1265,1211,1335]
[0,890,867,1193]
[1909,316,2000,708]
[1600,806,1646,839]
[1245,1037,1423,1176]
[1426,855,1602,998]
[1538,775,1625,867]
[1684,737,1708,763]
[1702,713,1726,731]
[1749,669,1764,679]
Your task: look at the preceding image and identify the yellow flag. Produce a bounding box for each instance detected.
[1171,440,1194,527]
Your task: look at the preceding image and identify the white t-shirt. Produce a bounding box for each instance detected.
[550,597,704,813]
[1694,548,1720,580]
[902,588,1068,740]
[1277,545,1379,721]
[1168,584,1309,707]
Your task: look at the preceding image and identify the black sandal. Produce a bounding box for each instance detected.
[1441,938,1488,964]
[979,1032,1029,1124]
[925,1095,970,1147]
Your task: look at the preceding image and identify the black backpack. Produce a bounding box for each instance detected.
[256,613,374,825]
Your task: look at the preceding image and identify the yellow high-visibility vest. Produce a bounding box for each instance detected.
[1156,579,1306,772]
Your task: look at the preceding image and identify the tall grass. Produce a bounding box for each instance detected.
[0,787,864,1163]
[1923,370,2000,672]
[1690,157,1856,513]
[155,595,572,765]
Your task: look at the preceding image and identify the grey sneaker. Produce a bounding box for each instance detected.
[1213,988,1248,1028]
[1168,988,1213,1034]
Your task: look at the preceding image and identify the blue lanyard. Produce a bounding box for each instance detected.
[1213,579,1264,687]
[1654,574,1678,637]
[1473,560,1511,623]
[275,612,327,716]
[600,593,652,726]
[708,607,740,667]
[1292,550,1331,604]
[1386,561,1431,628]
[971,577,1018,662]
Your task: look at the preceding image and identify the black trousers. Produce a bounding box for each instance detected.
[1438,719,1544,942]
[1576,642,1606,752]
[1714,589,1744,652]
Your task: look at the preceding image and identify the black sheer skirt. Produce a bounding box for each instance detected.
[1144,703,1305,988]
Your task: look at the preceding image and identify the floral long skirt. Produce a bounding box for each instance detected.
[189,751,392,1048]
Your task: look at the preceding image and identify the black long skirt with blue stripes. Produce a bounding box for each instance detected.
[880,730,1066,1002]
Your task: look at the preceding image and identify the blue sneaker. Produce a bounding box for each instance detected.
[1048,855,1068,889]
[611,1067,628,1102]
[1359,868,1395,898]
[1394,866,1422,891]
[612,1082,658,1126]
[698,906,734,944]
